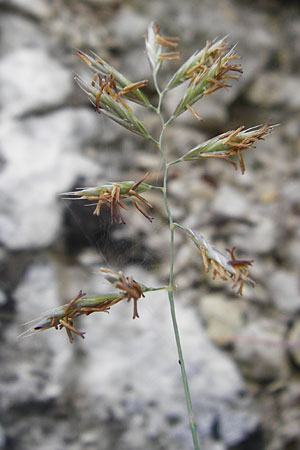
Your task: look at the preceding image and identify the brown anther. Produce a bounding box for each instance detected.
[116,94,133,111]
[131,199,153,222]
[200,246,209,272]
[237,150,245,174]
[159,52,180,60]
[78,173,153,224]
[92,72,133,113]
[198,245,254,295]
[129,190,152,208]
[186,105,202,121]
[193,67,209,85]
[96,57,105,65]
[80,305,110,315]
[155,35,180,48]
[227,247,254,268]
[223,126,244,144]
[186,62,206,77]
[109,72,118,94]
[95,74,105,112]
[59,318,86,343]
[153,23,160,34]
[119,80,148,94]
[215,56,223,77]
[91,72,98,87]
[104,270,145,319]
[203,85,221,95]
[226,247,254,294]
[211,260,228,281]
[76,50,92,66]
[200,41,211,65]
[206,77,230,89]
[64,290,86,314]
[198,153,238,170]
[131,172,150,190]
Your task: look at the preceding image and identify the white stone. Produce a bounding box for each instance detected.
[0,108,100,249]
[269,270,300,313]
[234,319,290,381]
[213,185,248,218]
[0,48,72,118]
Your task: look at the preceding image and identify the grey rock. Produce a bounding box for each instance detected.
[288,320,300,367]
[14,261,60,323]
[247,72,300,110]
[286,238,300,269]
[212,185,248,218]
[0,424,5,450]
[269,270,300,313]
[0,290,6,307]
[0,48,72,118]
[107,7,149,49]
[218,403,259,448]
[1,261,72,413]
[1,0,52,20]
[200,294,245,344]
[282,179,300,204]
[0,1,298,449]
[193,97,229,130]
[0,108,100,249]
[234,319,290,382]
[233,216,276,254]
[0,14,48,54]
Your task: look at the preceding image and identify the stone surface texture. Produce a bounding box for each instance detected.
[1,1,300,449]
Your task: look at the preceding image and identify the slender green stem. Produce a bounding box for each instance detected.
[163,164,200,450]
[168,157,183,166]
[152,72,200,450]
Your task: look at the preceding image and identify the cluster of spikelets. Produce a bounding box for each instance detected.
[174,224,254,296]
[29,23,274,341]
[32,268,165,343]
[62,173,159,224]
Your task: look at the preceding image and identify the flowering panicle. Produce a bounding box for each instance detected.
[174,224,254,295]
[75,75,150,138]
[76,49,151,107]
[180,124,274,174]
[145,22,180,73]
[31,269,165,342]
[62,173,161,224]
[171,44,242,118]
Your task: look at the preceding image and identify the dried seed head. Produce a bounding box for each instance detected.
[181,123,275,174]
[174,224,254,295]
[61,174,155,224]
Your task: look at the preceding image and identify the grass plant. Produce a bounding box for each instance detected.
[30,23,274,449]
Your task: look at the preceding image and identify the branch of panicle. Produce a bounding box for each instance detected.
[32,269,166,343]
[61,173,164,224]
[174,224,255,295]
[180,123,275,174]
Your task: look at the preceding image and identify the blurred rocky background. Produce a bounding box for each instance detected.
[0,0,300,449]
